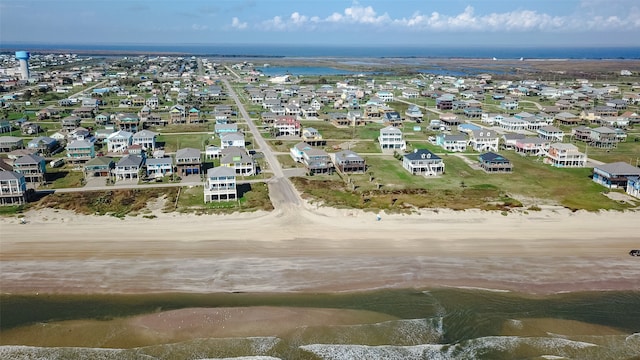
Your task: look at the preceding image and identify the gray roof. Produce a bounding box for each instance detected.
[14,154,45,165]
[66,140,93,149]
[442,134,467,141]
[133,130,157,139]
[28,136,57,146]
[221,133,244,141]
[207,166,236,178]
[0,171,24,181]
[595,162,640,176]
[0,136,23,143]
[175,147,201,160]
[335,150,364,163]
[404,149,442,161]
[116,155,143,167]
[146,157,173,166]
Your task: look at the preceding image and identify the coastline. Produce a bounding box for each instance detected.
[2,204,639,296]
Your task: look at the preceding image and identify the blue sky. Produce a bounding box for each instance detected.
[1,0,639,46]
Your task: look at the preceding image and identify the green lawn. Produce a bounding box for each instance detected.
[157,133,212,152]
[42,168,85,189]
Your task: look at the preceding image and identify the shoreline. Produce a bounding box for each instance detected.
[2,204,639,296]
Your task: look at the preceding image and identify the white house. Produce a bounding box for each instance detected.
[378,126,406,150]
[544,143,586,168]
[204,166,237,203]
[220,133,245,149]
[106,130,133,153]
[402,149,445,176]
[537,125,564,142]
[132,130,157,151]
[469,130,499,152]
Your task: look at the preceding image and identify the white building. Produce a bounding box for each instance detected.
[204,166,237,203]
[378,126,406,150]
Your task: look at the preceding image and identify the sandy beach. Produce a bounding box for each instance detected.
[1,203,639,295]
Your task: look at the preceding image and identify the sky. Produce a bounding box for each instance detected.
[1,0,639,47]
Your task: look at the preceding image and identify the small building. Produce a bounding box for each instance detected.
[334,150,366,173]
[469,130,499,152]
[66,139,95,164]
[204,166,237,203]
[301,127,325,146]
[215,123,238,135]
[12,153,46,183]
[61,115,82,131]
[84,156,115,177]
[113,155,144,181]
[220,147,255,176]
[145,157,173,178]
[478,152,512,173]
[402,149,445,176]
[544,143,586,168]
[514,138,551,157]
[106,130,133,153]
[205,145,222,159]
[378,126,406,150]
[537,125,565,142]
[132,130,157,151]
[220,133,245,149]
[0,136,24,152]
[0,171,28,206]
[175,147,202,176]
[27,136,59,156]
[593,162,640,189]
[589,127,618,148]
[115,113,140,132]
[436,134,467,152]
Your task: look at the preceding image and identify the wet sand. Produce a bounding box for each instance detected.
[1,204,639,295]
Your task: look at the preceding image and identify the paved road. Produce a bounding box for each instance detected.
[222,78,303,209]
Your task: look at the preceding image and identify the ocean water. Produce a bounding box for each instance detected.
[1,289,639,359]
[1,43,639,59]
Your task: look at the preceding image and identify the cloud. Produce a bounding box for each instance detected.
[191,24,209,31]
[246,3,640,33]
[231,17,248,30]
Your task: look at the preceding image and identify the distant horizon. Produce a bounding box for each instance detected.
[0,43,638,60]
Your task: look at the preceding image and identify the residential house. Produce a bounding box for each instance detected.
[478,152,512,173]
[514,138,551,156]
[169,105,186,123]
[571,126,592,142]
[383,111,403,126]
[401,89,420,99]
[175,147,201,176]
[215,123,238,135]
[204,166,237,203]
[334,150,366,173]
[376,91,394,102]
[502,134,526,150]
[589,127,618,148]
[402,149,445,176]
[626,176,640,199]
[113,155,144,181]
[0,136,24,152]
[0,120,12,133]
[436,134,467,152]
[273,116,301,137]
[66,139,95,164]
[295,145,333,175]
[439,113,461,126]
[132,130,157,151]
[145,157,173,178]
[290,142,312,162]
[27,136,59,156]
[95,113,110,125]
[205,145,222,159]
[301,127,325,146]
[593,162,640,189]
[405,105,423,122]
[378,126,406,150]
[188,107,201,123]
[13,154,46,183]
[220,133,245,149]
[61,115,82,131]
[115,113,140,132]
[0,171,28,206]
[469,130,499,152]
[555,112,580,125]
[220,147,255,176]
[106,130,133,153]
[537,125,565,142]
[331,112,350,126]
[498,117,528,132]
[500,98,519,111]
[72,106,95,119]
[146,95,159,109]
[544,143,586,168]
[83,156,114,177]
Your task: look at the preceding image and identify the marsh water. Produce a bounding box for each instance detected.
[1,289,639,359]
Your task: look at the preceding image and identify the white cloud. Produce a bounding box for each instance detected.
[231,17,247,30]
[246,4,640,33]
[191,24,209,31]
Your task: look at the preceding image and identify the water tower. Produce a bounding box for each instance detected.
[15,51,30,80]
